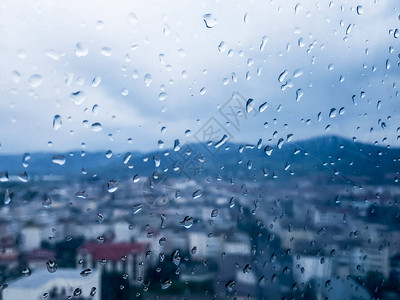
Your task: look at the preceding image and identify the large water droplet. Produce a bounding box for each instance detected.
[91,122,103,132]
[70,91,86,105]
[53,115,62,130]
[246,98,254,113]
[80,268,92,277]
[180,216,194,228]
[192,190,202,199]
[161,279,172,290]
[75,43,89,57]
[46,260,57,273]
[100,47,112,57]
[215,135,228,148]
[52,155,66,165]
[29,74,43,88]
[203,13,218,28]
[107,180,118,193]
[4,189,12,205]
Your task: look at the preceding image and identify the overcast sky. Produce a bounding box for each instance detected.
[0,0,399,154]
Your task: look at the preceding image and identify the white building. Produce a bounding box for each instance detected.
[3,268,100,300]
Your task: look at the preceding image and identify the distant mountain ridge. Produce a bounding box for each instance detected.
[0,135,399,185]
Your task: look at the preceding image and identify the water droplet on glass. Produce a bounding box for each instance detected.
[246,98,254,113]
[42,197,52,208]
[29,74,43,88]
[4,189,12,205]
[278,70,288,83]
[52,155,66,165]
[203,13,218,28]
[132,204,143,214]
[144,74,152,87]
[80,268,92,277]
[159,92,168,101]
[123,152,132,164]
[108,180,118,193]
[329,108,337,118]
[356,5,363,15]
[73,288,82,297]
[100,47,112,56]
[192,189,202,199]
[174,139,181,151]
[161,279,172,290]
[22,268,31,277]
[52,115,62,130]
[180,216,194,228]
[46,260,57,273]
[70,91,86,105]
[211,209,218,218]
[22,153,30,168]
[75,43,89,57]
[215,134,228,148]
[225,280,235,292]
[91,122,103,132]
[92,76,101,87]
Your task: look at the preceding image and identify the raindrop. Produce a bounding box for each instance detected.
[180,216,194,228]
[259,102,268,112]
[192,190,202,199]
[159,92,168,101]
[203,13,218,28]
[123,152,132,164]
[278,70,288,83]
[211,209,218,218]
[22,268,31,277]
[92,76,101,87]
[356,5,363,15]
[4,189,12,205]
[171,250,181,265]
[329,108,337,118]
[80,268,92,277]
[132,204,142,214]
[161,279,172,290]
[53,115,62,130]
[75,43,89,57]
[144,74,152,87]
[46,260,57,273]
[73,288,82,297]
[225,280,235,292]
[91,122,103,132]
[22,153,30,168]
[174,139,181,151]
[277,138,284,149]
[70,91,86,105]
[100,47,112,56]
[246,98,254,113]
[29,74,43,88]
[52,155,66,165]
[215,135,228,148]
[108,180,118,193]
[42,197,52,208]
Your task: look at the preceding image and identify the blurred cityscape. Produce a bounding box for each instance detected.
[0,136,399,299]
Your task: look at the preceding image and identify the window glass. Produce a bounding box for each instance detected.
[0,1,400,299]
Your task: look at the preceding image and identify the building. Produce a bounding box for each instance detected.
[77,242,148,286]
[3,268,100,300]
